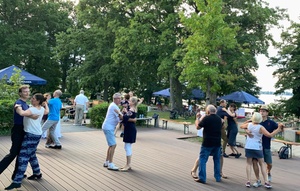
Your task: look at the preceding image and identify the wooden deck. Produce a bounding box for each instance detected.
[0,125,299,191]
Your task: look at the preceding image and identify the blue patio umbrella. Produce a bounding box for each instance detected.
[152,88,170,97]
[217,91,265,104]
[0,65,47,85]
[153,88,205,99]
[190,88,205,100]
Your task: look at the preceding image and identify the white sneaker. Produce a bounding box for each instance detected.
[268,174,272,182]
[103,162,108,168]
[264,182,272,189]
[107,163,119,171]
[253,180,262,187]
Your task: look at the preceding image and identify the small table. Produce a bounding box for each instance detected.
[137,117,152,127]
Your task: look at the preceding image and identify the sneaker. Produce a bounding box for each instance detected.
[264,182,272,189]
[228,153,237,156]
[107,163,119,171]
[268,174,272,182]
[235,153,242,158]
[245,181,251,188]
[45,144,51,148]
[49,145,62,149]
[103,162,108,168]
[223,153,229,158]
[253,180,262,187]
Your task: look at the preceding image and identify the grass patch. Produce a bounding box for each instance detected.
[147,110,196,123]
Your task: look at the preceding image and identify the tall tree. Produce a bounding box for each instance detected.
[270,22,300,117]
[180,0,238,105]
[0,0,73,92]
[180,0,287,104]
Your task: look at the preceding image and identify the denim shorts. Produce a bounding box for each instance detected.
[263,149,272,164]
[103,129,116,146]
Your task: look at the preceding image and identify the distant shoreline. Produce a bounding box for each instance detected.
[259,94,292,105]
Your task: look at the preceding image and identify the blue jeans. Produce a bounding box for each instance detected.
[198,145,221,182]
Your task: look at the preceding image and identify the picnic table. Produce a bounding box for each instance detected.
[137,117,152,127]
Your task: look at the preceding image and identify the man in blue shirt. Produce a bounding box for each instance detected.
[42,90,63,149]
[0,85,38,180]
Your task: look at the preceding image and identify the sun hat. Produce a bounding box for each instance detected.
[259,105,269,112]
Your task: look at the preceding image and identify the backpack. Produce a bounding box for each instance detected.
[278,146,289,159]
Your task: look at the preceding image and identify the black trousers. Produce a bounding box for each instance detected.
[0,124,25,177]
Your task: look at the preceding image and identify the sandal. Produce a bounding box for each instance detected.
[221,173,228,179]
[191,171,198,179]
[120,167,132,172]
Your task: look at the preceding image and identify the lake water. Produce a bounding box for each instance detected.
[258,94,292,105]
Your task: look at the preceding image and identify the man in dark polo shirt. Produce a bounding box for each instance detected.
[0,85,37,180]
[194,105,222,184]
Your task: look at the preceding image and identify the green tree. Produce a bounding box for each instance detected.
[180,0,238,105]
[0,0,73,93]
[180,0,287,104]
[0,68,24,100]
[270,22,300,117]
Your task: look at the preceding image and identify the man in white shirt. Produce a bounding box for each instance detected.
[102,93,122,170]
[73,90,89,125]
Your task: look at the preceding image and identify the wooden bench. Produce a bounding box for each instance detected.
[180,122,192,134]
[272,139,300,158]
[136,117,152,127]
[161,119,168,130]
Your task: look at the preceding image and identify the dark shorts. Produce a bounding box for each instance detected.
[245,149,263,158]
[227,125,238,146]
[263,149,272,164]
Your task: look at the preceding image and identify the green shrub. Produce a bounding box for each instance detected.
[89,102,109,128]
[137,104,148,126]
[0,100,15,135]
[89,102,149,128]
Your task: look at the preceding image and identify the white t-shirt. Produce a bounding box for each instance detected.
[197,111,206,137]
[245,123,263,150]
[102,102,120,131]
[74,94,89,105]
[23,107,45,135]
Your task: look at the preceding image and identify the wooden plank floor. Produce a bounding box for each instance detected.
[1,125,299,191]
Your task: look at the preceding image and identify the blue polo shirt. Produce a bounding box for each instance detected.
[47,97,62,121]
[260,118,278,149]
[216,106,230,119]
[14,99,29,125]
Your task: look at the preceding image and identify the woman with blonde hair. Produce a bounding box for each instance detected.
[115,97,138,171]
[240,112,282,189]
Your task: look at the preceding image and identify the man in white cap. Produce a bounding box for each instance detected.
[73,90,89,125]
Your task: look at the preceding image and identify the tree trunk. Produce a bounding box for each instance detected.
[170,76,183,112]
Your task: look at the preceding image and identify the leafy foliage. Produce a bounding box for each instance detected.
[0,68,24,100]
[270,22,300,117]
[0,100,14,135]
[89,102,109,128]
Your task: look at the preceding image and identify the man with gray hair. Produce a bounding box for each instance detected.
[42,90,63,149]
[194,104,223,184]
[102,93,122,171]
[73,90,89,125]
